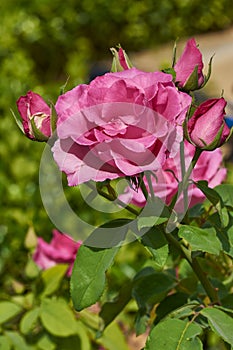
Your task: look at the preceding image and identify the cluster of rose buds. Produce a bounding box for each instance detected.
[16,39,231,151]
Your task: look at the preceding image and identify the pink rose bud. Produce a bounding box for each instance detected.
[174,38,204,91]
[16,91,53,141]
[187,97,231,150]
[110,46,133,72]
[33,229,82,276]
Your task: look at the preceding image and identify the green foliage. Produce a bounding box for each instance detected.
[178,225,222,255]
[145,318,203,350]
[71,245,119,310]
[0,302,22,324]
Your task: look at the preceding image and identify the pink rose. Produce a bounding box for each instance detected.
[33,229,82,276]
[174,38,204,90]
[52,68,191,186]
[122,141,227,210]
[16,91,52,141]
[187,98,230,150]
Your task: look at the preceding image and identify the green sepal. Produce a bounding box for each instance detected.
[162,67,176,80]
[183,65,199,91]
[31,117,49,142]
[110,45,133,72]
[171,39,178,68]
[202,54,214,88]
[11,108,24,134]
[96,179,117,201]
[50,102,58,133]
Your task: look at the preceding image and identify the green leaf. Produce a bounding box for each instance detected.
[141,226,169,269]
[145,318,203,350]
[195,181,229,227]
[133,267,176,309]
[71,245,119,311]
[39,298,78,336]
[195,181,221,205]
[52,336,82,350]
[20,307,40,335]
[37,334,56,350]
[178,225,221,255]
[209,213,233,257]
[138,198,170,228]
[0,301,22,324]
[75,321,92,350]
[99,280,133,331]
[138,216,168,230]
[0,335,11,350]
[201,307,233,346]
[155,294,195,325]
[97,321,130,350]
[215,184,233,209]
[5,331,35,350]
[84,218,131,247]
[41,264,68,297]
[132,267,176,335]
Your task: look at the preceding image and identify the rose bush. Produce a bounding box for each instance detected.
[52,68,191,186]
[121,141,227,209]
[16,91,52,141]
[33,229,82,276]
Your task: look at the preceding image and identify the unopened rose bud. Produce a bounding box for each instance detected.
[110,46,133,72]
[187,97,231,150]
[16,91,54,141]
[174,38,204,91]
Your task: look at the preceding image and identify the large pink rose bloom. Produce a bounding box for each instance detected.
[122,141,227,209]
[52,68,191,185]
[33,229,82,276]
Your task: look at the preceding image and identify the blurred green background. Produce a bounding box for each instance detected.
[1,1,233,347]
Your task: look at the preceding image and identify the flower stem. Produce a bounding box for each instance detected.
[86,182,140,216]
[164,231,220,304]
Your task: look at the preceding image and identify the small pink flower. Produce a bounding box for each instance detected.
[16,91,52,141]
[174,38,204,90]
[33,229,82,276]
[52,68,191,186]
[188,97,230,150]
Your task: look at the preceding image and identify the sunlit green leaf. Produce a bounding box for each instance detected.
[145,318,203,350]
[71,245,119,311]
[178,225,221,255]
[20,307,40,335]
[40,298,78,336]
[41,264,68,297]
[0,301,22,324]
